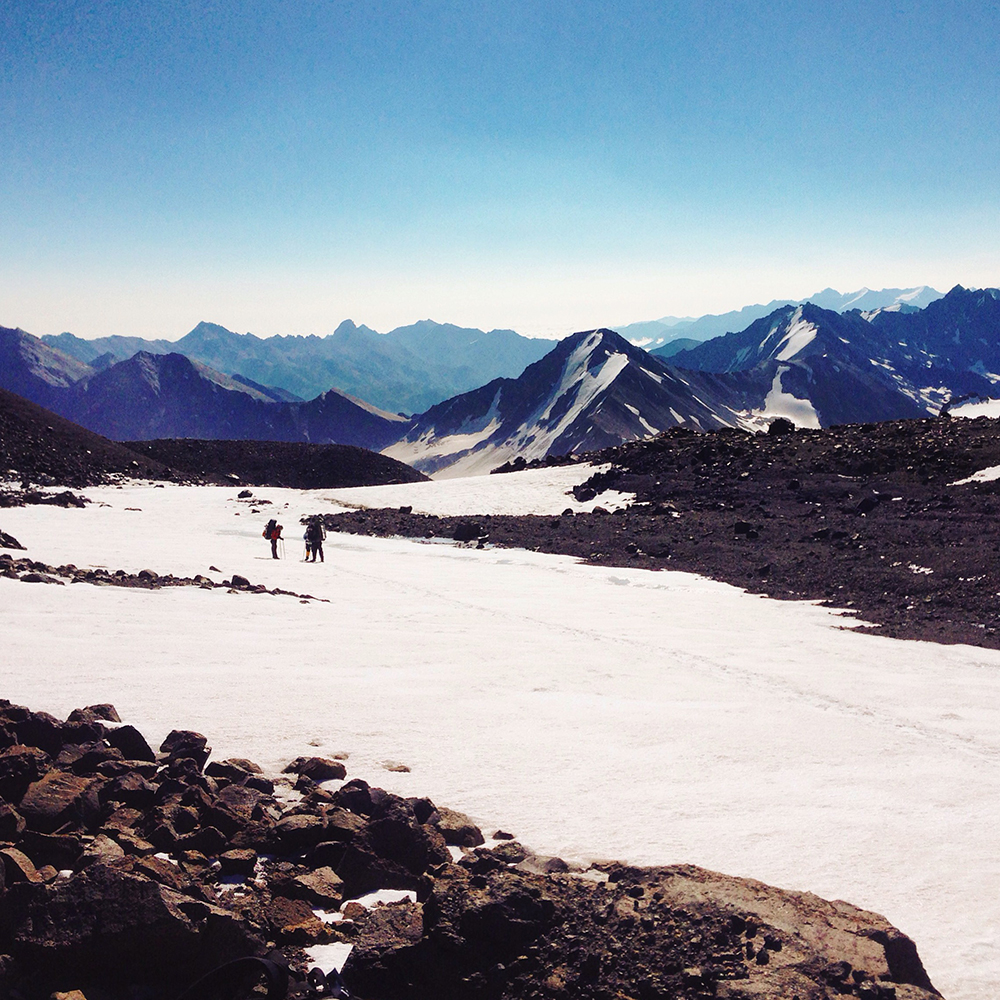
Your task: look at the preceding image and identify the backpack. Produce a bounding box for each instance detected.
[263,520,276,540]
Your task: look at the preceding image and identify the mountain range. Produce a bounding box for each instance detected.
[614,285,943,351]
[43,320,556,415]
[3,284,998,477]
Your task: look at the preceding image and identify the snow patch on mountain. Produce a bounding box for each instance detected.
[774,310,819,362]
[741,366,821,430]
[950,398,1000,420]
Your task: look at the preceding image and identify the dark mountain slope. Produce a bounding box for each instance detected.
[0,387,172,486]
[65,352,410,449]
[0,388,426,489]
[123,438,428,488]
[866,284,1000,392]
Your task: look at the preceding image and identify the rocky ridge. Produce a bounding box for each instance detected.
[324,414,1000,649]
[0,702,940,1000]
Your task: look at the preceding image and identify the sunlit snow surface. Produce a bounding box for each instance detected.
[951,398,1000,420]
[3,468,1000,999]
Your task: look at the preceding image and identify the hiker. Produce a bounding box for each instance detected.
[303,528,312,561]
[306,518,326,563]
[263,518,283,559]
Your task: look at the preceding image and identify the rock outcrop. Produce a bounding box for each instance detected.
[0,701,942,1000]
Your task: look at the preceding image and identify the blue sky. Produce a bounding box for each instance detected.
[2,1,998,339]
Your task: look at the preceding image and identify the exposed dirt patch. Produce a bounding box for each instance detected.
[323,416,1000,649]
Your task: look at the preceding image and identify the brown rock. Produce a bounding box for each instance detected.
[273,812,327,853]
[223,757,263,774]
[282,756,347,782]
[113,831,157,856]
[281,866,344,908]
[3,862,259,995]
[67,703,122,724]
[18,831,84,870]
[101,806,144,834]
[0,797,26,840]
[158,730,210,769]
[320,806,367,842]
[104,725,156,762]
[265,896,330,944]
[102,771,157,809]
[433,806,485,847]
[219,849,257,877]
[79,834,126,867]
[1,846,43,883]
[0,744,51,802]
[19,771,101,833]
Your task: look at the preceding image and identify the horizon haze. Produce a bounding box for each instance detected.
[2,2,997,340]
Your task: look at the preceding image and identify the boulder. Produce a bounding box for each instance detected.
[158,731,211,770]
[102,771,158,810]
[282,756,347,782]
[0,744,51,802]
[2,863,259,997]
[105,724,156,762]
[277,866,344,908]
[0,529,25,550]
[219,849,257,877]
[18,831,84,870]
[18,771,102,833]
[333,778,374,815]
[66,705,121,724]
[0,846,43,885]
[79,833,126,867]
[273,813,328,853]
[433,806,484,848]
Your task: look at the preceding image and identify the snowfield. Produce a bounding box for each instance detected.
[3,467,1000,999]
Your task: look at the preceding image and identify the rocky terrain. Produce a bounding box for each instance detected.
[0,700,940,1000]
[0,388,174,488]
[324,414,1000,649]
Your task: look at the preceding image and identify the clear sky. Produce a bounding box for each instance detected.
[2,1,998,340]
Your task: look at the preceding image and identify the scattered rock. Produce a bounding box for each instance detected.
[282,756,347,782]
[0,529,25,549]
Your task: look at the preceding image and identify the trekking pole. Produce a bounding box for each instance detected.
[279,537,286,559]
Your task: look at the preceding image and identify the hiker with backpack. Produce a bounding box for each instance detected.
[263,518,283,559]
[305,517,326,563]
